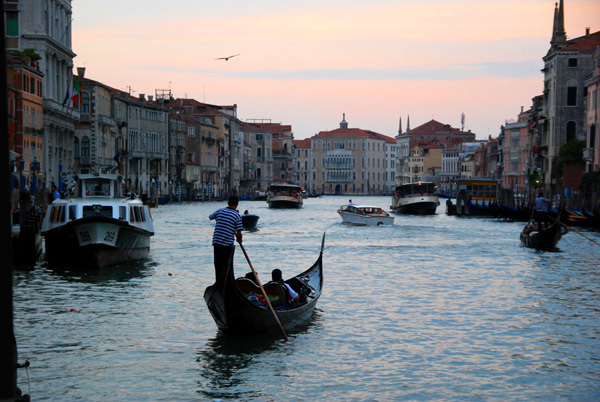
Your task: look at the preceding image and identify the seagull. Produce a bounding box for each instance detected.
[215,53,240,61]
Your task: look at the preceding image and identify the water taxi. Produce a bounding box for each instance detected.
[338,204,394,226]
[266,182,303,208]
[41,173,154,268]
[391,182,440,215]
[451,178,499,216]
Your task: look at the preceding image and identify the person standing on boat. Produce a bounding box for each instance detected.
[534,190,551,231]
[51,184,60,202]
[209,196,243,280]
[348,199,355,206]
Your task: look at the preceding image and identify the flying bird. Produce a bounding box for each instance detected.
[215,53,240,61]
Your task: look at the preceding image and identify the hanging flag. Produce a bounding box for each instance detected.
[71,76,80,105]
[62,86,71,107]
[113,152,121,173]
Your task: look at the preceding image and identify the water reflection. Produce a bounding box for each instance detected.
[41,258,154,284]
[196,333,281,400]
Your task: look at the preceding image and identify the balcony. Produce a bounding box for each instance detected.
[583,148,594,162]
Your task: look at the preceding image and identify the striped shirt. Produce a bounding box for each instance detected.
[209,207,243,246]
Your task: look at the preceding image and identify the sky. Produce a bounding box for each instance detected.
[71,0,600,140]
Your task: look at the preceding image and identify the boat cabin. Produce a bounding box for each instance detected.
[76,173,123,198]
[457,179,498,203]
[395,182,436,198]
[268,183,302,197]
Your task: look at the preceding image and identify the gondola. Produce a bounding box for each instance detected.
[520,210,565,249]
[204,233,324,335]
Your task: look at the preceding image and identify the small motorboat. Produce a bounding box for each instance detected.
[337,204,394,226]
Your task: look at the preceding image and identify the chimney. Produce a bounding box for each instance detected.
[586,27,590,36]
[139,94,145,101]
[521,106,524,113]
[148,95,154,102]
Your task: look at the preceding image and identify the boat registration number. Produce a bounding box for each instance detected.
[76,225,118,247]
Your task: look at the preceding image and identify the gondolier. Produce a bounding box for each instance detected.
[209,196,243,280]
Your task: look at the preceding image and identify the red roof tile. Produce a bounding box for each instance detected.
[293,139,311,148]
[562,30,600,52]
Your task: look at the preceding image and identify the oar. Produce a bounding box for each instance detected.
[560,222,600,246]
[238,242,289,342]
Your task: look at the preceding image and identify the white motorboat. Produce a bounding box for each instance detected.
[338,204,394,226]
[391,181,440,215]
[266,182,303,208]
[41,173,154,268]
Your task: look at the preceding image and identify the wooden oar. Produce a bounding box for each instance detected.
[238,242,289,342]
[560,222,600,246]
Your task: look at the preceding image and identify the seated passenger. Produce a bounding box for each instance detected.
[272,268,299,307]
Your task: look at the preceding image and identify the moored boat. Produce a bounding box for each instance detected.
[520,211,565,249]
[391,182,440,215]
[41,173,154,268]
[204,233,325,335]
[338,204,394,226]
[266,182,303,208]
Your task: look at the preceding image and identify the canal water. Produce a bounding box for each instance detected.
[13,196,600,400]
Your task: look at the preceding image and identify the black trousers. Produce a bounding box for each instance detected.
[535,211,548,230]
[213,244,235,281]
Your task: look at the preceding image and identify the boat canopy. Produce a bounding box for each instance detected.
[77,173,123,198]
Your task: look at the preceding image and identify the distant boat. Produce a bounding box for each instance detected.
[338,204,394,226]
[391,182,440,215]
[266,182,303,208]
[241,213,260,229]
[520,211,565,249]
[41,173,154,268]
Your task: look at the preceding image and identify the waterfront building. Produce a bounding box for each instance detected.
[311,115,392,195]
[7,0,79,189]
[254,122,294,183]
[584,46,600,171]
[396,119,476,187]
[167,113,186,201]
[112,91,169,199]
[540,0,600,186]
[243,122,274,194]
[76,76,118,178]
[6,54,44,194]
[441,149,460,194]
[293,138,312,192]
[502,108,531,197]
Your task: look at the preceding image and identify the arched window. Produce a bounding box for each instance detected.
[81,91,90,113]
[566,121,577,142]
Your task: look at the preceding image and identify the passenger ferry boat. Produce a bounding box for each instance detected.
[41,173,154,268]
[266,182,303,208]
[450,178,499,216]
[391,182,440,215]
[338,204,394,226]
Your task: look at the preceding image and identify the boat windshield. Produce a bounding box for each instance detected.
[269,185,300,195]
[84,179,112,197]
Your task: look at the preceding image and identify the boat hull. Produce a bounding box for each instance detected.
[204,234,324,335]
[44,217,152,268]
[338,211,394,226]
[520,213,564,249]
[267,197,303,209]
[391,197,439,215]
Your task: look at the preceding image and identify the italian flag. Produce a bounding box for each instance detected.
[71,77,80,105]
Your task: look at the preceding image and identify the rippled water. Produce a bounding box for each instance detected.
[13,196,600,400]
